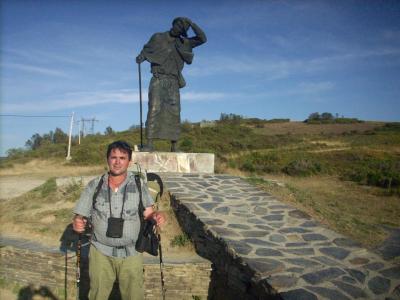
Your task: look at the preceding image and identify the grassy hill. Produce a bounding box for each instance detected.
[1,119,400,250]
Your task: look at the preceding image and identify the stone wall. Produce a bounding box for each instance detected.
[0,246,211,300]
[170,195,280,300]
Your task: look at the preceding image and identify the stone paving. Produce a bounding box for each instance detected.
[161,173,400,300]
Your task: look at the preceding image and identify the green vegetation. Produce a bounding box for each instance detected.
[170,233,191,247]
[37,178,57,197]
[2,115,399,248]
[305,112,363,124]
[0,178,84,240]
[3,117,399,194]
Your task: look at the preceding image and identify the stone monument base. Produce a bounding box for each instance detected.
[129,151,214,174]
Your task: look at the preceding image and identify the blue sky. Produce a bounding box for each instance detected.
[1,0,400,156]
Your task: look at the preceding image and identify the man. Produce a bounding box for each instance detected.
[136,17,207,152]
[73,140,164,300]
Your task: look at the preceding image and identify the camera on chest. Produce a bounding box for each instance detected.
[106,217,124,238]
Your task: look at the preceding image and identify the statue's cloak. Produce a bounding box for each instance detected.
[141,32,194,88]
[141,32,195,141]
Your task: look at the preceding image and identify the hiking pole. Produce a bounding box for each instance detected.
[138,62,143,149]
[65,248,68,300]
[76,233,82,300]
[157,230,166,300]
[154,190,166,300]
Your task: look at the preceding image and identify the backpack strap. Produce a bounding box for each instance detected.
[134,174,145,218]
[92,174,105,209]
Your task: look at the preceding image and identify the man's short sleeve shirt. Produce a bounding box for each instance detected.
[73,172,154,257]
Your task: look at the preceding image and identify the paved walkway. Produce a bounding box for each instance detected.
[161,173,400,300]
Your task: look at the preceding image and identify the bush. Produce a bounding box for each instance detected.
[342,158,400,193]
[265,118,290,123]
[180,137,193,152]
[71,143,105,165]
[237,152,282,174]
[282,158,322,176]
[37,178,57,197]
[170,233,191,247]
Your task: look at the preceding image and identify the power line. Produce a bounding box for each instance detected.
[0,114,70,118]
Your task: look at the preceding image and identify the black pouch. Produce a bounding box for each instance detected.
[134,174,159,256]
[136,218,159,256]
[106,217,124,238]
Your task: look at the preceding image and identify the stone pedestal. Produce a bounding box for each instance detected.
[129,152,214,174]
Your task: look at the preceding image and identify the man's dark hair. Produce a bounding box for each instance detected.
[106,140,132,160]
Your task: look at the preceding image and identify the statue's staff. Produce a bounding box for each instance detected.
[138,62,144,149]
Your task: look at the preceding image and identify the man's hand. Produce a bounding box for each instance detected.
[72,215,87,233]
[153,211,166,226]
[144,207,166,226]
[136,54,145,64]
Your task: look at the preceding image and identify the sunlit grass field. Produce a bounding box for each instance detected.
[2,119,399,249]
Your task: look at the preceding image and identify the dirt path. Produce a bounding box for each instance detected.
[0,176,46,200]
[0,159,103,200]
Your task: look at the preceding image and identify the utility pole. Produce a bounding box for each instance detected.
[81,117,85,137]
[75,120,81,145]
[66,112,74,160]
[80,117,99,137]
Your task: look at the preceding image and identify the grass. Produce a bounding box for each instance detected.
[0,170,196,256]
[0,179,80,243]
[2,120,399,251]
[170,233,191,247]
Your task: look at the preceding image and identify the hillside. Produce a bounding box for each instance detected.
[1,120,400,250]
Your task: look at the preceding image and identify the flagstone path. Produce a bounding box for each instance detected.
[161,173,400,300]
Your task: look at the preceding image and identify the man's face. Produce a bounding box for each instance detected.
[107,148,130,176]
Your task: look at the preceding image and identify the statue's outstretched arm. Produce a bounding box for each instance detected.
[188,21,207,48]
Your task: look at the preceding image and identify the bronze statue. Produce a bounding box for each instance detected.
[136,17,207,152]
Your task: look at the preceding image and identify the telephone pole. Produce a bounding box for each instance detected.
[66,112,74,160]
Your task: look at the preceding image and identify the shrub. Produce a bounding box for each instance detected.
[237,152,282,174]
[282,159,322,176]
[342,158,400,193]
[265,118,290,123]
[180,137,193,152]
[38,178,57,197]
[170,233,191,247]
[71,143,105,165]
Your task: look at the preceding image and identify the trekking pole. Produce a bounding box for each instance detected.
[138,62,143,149]
[157,230,166,300]
[76,234,82,300]
[65,248,68,300]
[154,190,166,300]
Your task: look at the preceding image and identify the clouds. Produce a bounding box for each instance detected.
[2,89,137,113]
[2,88,236,113]
[2,62,70,78]
[187,43,400,82]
